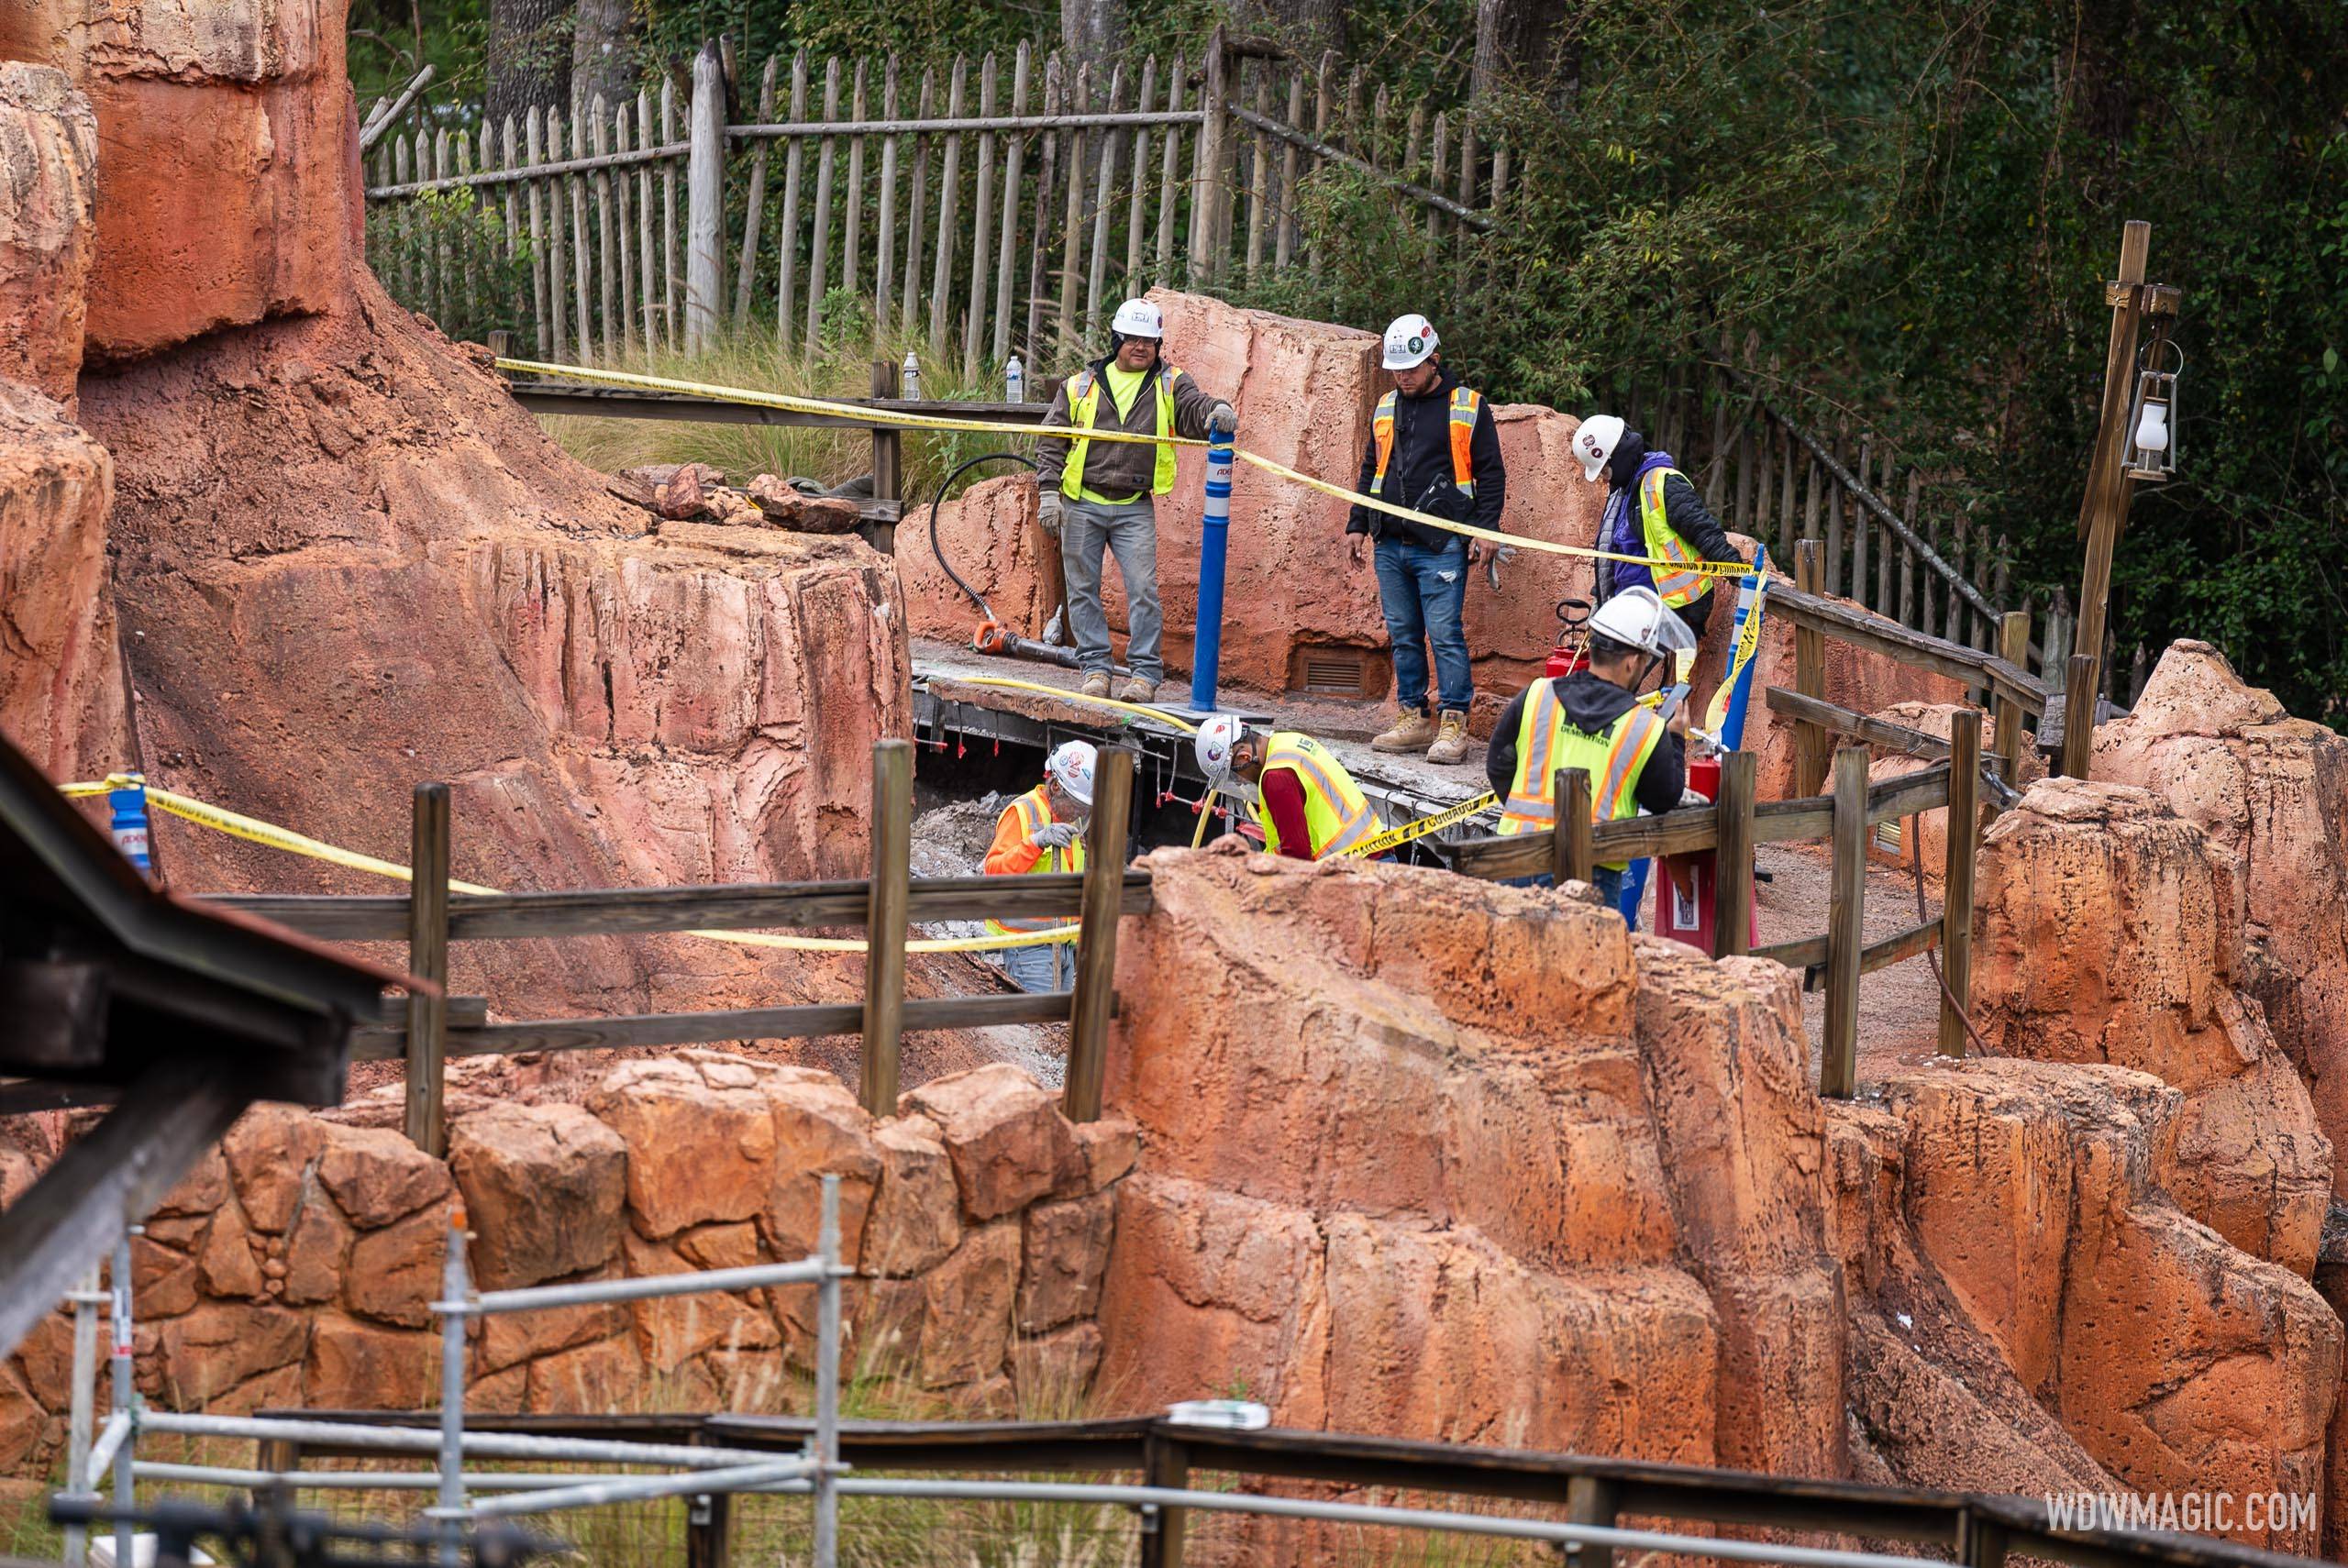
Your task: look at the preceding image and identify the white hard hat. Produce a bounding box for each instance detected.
[1194,714,1246,786]
[1574,414,1626,483]
[1047,739,1097,807]
[1589,586,1699,659]
[1111,298,1165,339]
[1381,314,1439,370]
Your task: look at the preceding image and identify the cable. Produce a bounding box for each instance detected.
[920,449,1037,624]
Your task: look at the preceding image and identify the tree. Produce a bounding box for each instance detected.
[1234,0,1349,55]
[1471,0,1579,110]
[484,0,570,123]
[1060,0,1124,87]
[570,0,637,118]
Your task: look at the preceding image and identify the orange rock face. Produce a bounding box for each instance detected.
[2095,641,2348,1199]
[0,64,95,400]
[1972,778,2331,1274]
[0,381,125,778]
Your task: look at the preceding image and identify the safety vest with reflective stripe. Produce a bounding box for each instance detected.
[1060,363,1184,500]
[1495,680,1667,870]
[1251,733,1377,860]
[1634,466,1710,609]
[984,784,1087,935]
[1371,386,1483,501]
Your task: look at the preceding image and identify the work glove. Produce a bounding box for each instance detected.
[1207,401,1238,438]
[1036,491,1064,536]
[1031,821,1080,850]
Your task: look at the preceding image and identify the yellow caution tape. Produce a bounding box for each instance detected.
[1341,790,1500,858]
[497,358,1760,581]
[61,774,1077,954]
[1703,566,1773,736]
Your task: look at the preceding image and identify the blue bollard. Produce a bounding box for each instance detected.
[1187,434,1235,712]
[1718,543,1770,750]
[107,774,152,877]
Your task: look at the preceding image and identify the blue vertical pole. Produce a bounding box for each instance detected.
[1719,544,1770,750]
[1188,435,1235,712]
[107,774,151,878]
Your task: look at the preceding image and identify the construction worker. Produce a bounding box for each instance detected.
[1347,313,1507,767]
[1034,298,1237,705]
[1486,587,1697,911]
[982,740,1096,992]
[1572,414,1744,644]
[1194,714,1379,861]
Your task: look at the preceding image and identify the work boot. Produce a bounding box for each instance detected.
[1372,707,1434,754]
[1426,710,1470,765]
[1080,673,1112,699]
[1118,676,1157,704]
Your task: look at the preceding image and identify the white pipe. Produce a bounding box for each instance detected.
[825,1480,1933,1568]
[446,1255,828,1317]
[135,1413,778,1471]
[131,1463,630,1492]
[61,1267,102,1567]
[456,1458,815,1520]
[436,1224,469,1568]
[814,1174,841,1568]
[83,1411,130,1492]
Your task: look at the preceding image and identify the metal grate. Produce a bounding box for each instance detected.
[1289,645,1384,698]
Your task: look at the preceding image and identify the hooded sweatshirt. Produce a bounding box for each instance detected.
[1602,431,1742,598]
[1485,669,1687,818]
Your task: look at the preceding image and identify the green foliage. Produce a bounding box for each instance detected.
[367,190,539,348]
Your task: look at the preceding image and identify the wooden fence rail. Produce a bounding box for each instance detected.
[361,28,1506,376]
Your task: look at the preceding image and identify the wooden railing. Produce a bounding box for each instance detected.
[204,740,1145,1150]
[360,28,1504,371]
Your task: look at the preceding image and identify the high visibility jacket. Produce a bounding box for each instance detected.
[1060,363,1183,500]
[984,784,1087,935]
[1495,679,1667,868]
[1372,386,1484,502]
[1630,466,1710,609]
[1251,733,1376,860]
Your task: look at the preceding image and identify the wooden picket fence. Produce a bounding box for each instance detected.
[360,29,1504,377]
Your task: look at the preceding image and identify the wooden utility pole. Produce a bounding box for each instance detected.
[860,741,913,1114]
[404,783,452,1156]
[2064,219,2179,779]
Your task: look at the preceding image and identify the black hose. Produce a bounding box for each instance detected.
[921,450,1038,625]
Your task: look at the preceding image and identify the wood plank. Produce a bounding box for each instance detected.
[1124,57,1157,297]
[964,51,1000,379]
[525,110,553,359]
[591,96,617,353]
[1715,750,1756,958]
[1939,715,1980,1056]
[203,872,1154,941]
[1024,55,1063,358]
[874,57,900,333]
[1245,66,1271,281]
[1765,687,1950,760]
[566,106,593,356]
[1768,583,2046,715]
[2061,652,2099,779]
[774,50,810,350]
[927,54,966,352]
[1821,746,1867,1098]
[1083,61,1123,339]
[403,784,450,1157]
[1306,50,1334,283]
[1850,434,1871,609]
[1055,62,1088,357]
[1155,52,1185,283]
[611,103,637,351]
[991,44,1030,366]
[1554,768,1593,887]
[903,66,935,332]
[1867,762,1953,826]
[1794,539,1828,796]
[732,57,781,327]
[844,59,869,301]
[637,91,659,347]
[1066,747,1134,1122]
[806,54,843,351]
[660,79,679,337]
[860,741,914,1114]
[1995,612,2032,793]
[1275,68,1302,268]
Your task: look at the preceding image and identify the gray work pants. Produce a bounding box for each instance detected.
[1058,495,1162,682]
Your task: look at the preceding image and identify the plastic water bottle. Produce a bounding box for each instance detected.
[1005,355,1024,403]
[901,349,921,403]
[107,773,151,877]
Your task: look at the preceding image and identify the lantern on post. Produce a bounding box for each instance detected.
[2123,337,2181,483]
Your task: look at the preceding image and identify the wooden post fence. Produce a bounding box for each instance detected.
[1713,750,1756,959]
[869,359,903,555]
[2060,653,2099,779]
[1994,612,2030,791]
[860,740,914,1114]
[1065,746,1135,1122]
[1793,540,1828,798]
[1937,715,1980,1057]
[403,783,451,1155]
[1820,745,1867,1099]
[684,41,725,349]
[1549,767,1594,889]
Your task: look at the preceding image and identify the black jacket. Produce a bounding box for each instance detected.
[1602,431,1743,588]
[1486,670,1686,818]
[1346,368,1507,549]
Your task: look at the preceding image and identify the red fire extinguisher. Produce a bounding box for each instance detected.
[1651,752,1759,956]
[1544,598,1593,680]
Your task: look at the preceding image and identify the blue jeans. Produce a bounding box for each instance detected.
[1060,496,1162,681]
[1501,864,1626,913]
[1373,536,1472,713]
[1000,942,1071,993]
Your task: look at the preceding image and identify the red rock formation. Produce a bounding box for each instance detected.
[0,381,126,778]
[1971,778,2331,1275]
[2095,641,2348,1199]
[0,63,94,401]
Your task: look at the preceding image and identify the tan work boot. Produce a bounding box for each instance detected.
[1118,676,1157,703]
[1080,672,1112,699]
[1371,707,1434,753]
[1425,710,1470,765]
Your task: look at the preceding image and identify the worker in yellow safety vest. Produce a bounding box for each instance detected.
[982,740,1096,992]
[1034,298,1236,706]
[1193,715,1379,861]
[1485,587,1697,914]
[1571,414,1746,648]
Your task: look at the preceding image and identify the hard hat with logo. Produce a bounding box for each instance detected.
[1047,739,1098,808]
[1111,298,1165,339]
[1574,414,1627,483]
[1381,314,1439,370]
[1588,586,1698,659]
[1193,713,1247,785]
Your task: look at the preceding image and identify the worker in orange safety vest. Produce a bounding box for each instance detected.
[981,739,1095,992]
